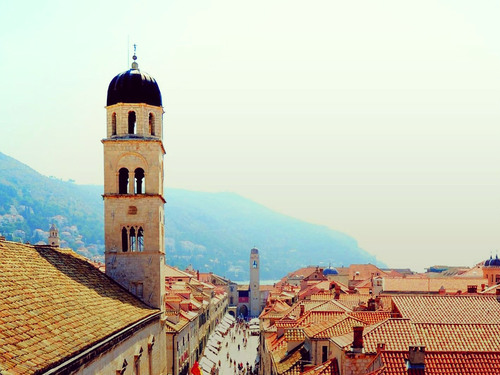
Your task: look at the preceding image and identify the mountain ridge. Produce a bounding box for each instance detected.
[0,151,383,280]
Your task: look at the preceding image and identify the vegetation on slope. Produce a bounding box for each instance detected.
[0,152,383,280]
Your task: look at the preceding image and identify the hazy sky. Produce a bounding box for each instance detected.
[1,1,499,271]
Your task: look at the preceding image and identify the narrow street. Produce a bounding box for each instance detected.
[203,320,260,375]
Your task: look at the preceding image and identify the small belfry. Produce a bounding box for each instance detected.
[103,51,166,310]
[48,224,60,247]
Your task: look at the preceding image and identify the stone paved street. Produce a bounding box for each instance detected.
[210,321,260,375]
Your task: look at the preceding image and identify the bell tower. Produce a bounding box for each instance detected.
[249,247,260,317]
[102,53,166,310]
[48,224,60,247]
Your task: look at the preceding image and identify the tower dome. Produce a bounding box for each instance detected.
[489,255,500,267]
[107,58,162,107]
[323,267,338,276]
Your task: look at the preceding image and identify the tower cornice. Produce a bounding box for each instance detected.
[105,102,165,114]
[102,138,166,155]
[102,194,166,204]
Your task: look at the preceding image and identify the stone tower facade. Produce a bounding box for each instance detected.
[48,224,60,247]
[249,247,260,317]
[103,56,166,310]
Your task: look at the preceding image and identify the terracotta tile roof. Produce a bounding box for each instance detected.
[296,311,346,325]
[304,316,365,339]
[343,264,389,280]
[363,319,416,352]
[349,311,392,325]
[265,332,286,352]
[0,241,157,374]
[276,317,300,329]
[331,319,415,352]
[165,294,183,302]
[271,343,306,375]
[352,278,372,290]
[302,358,340,375]
[281,301,327,320]
[284,328,305,342]
[299,281,333,299]
[392,295,500,324]
[260,300,292,319]
[413,323,500,352]
[285,266,321,281]
[381,276,487,293]
[165,265,193,278]
[164,314,190,333]
[310,300,351,313]
[310,292,335,301]
[336,294,394,311]
[334,318,500,353]
[334,294,393,310]
[368,351,500,375]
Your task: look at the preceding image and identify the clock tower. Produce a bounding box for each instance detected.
[249,247,260,317]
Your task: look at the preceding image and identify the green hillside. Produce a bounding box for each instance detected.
[0,152,383,280]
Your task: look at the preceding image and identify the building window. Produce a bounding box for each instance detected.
[138,227,144,252]
[322,345,328,362]
[128,111,136,134]
[112,112,117,135]
[149,113,155,135]
[119,168,129,194]
[467,285,477,293]
[135,168,145,194]
[124,226,144,252]
[122,227,128,252]
[130,227,137,251]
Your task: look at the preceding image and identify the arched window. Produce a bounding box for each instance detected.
[135,168,145,194]
[119,168,129,194]
[138,227,144,252]
[111,113,117,135]
[128,111,136,134]
[122,227,128,252]
[149,113,155,136]
[130,227,136,251]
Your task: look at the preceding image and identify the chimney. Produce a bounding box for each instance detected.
[376,343,386,354]
[367,298,376,311]
[438,286,446,295]
[352,326,364,353]
[300,304,305,317]
[334,284,341,300]
[196,270,200,280]
[407,345,425,369]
